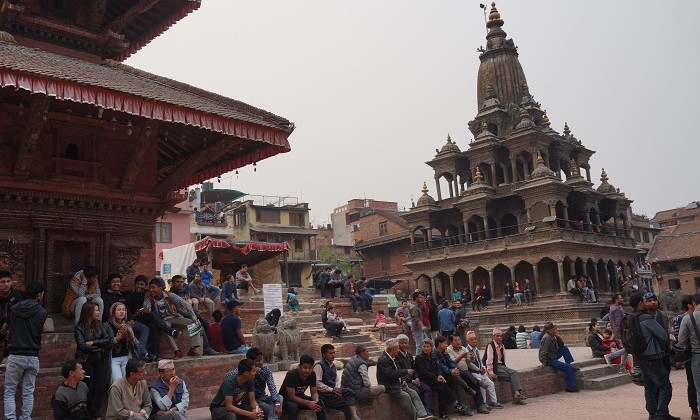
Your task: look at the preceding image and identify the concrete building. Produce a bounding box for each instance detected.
[154,193,194,275]
[401,4,638,301]
[229,195,318,287]
[331,199,399,247]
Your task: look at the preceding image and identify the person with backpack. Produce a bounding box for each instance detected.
[676,293,700,420]
[626,292,678,420]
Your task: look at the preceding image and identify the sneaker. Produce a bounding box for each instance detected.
[488,402,503,409]
[513,399,527,405]
[203,348,221,356]
[565,387,579,392]
[477,404,490,414]
[187,347,200,357]
[460,406,474,417]
[173,350,183,359]
[140,353,156,363]
[604,354,613,367]
[466,386,477,396]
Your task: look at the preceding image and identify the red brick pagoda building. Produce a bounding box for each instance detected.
[402,3,639,300]
[0,0,294,313]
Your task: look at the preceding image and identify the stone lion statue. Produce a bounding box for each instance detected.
[658,289,683,315]
[274,314,300,362]
[251,317,275,363]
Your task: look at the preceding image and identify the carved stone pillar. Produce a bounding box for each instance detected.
[490,165,498,187]
[509,266,516,284]
[427,228,433,249]
[532,265,540,297]
[430,276,437,301]
[562,205,569,223]
[434,178,442,201]
[463,219,470,242]
[454,178,459,197]
[496,219,502,237]
[488,270,495,299]
[569,259,576,278]
[557,260,566,292]
[448,180,454,198]
[510,158,518,183]
[449,275,455,297]
[468,273,474,300]
[483,215,491,239]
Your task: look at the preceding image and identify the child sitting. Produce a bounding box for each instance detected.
[373,309,387,340]
[602,328,623,365]
[287,287,299,315]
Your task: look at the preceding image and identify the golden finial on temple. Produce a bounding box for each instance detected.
[475,167,484,182]
[600,168,609,182]
[421,182,429,193]
[486,2,504,28]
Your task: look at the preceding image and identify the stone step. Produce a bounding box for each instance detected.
[575,362,621,380]
[582,372,631,390]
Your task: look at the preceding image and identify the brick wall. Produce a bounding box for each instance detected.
[1,354,245,419]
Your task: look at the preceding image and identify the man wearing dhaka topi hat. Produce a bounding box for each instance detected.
[150,359,189,419]
[483,328,527,405]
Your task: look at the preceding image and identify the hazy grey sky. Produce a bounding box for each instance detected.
[126,1,699,226]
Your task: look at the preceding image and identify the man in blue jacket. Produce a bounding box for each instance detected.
[629,292,679,420]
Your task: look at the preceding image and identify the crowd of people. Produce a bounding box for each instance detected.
[4,260,694,420]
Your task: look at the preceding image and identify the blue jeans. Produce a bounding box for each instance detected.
[133,321,149,356]
[547,345,577,389]
[640,357,673,418]
[208,284,221,300]
[228,344,250,354]
[111,355,129,382]
[3,355,40,420]
[504,295,511,308]
[412,329,427,354]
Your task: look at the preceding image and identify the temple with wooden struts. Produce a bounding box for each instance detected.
[0,0,294,313]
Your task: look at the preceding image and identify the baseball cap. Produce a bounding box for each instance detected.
[643,292,657,300]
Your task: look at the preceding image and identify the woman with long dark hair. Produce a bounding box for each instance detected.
[74,301,113,417]
[108,302,139,382]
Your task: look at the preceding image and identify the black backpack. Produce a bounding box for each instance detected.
[621,312,647,355]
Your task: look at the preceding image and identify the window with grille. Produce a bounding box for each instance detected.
[156,222,172,243]
[379,221,388,236]
[642,231,649,243]
[256,208,280,223]
[289,212,305,227]
[234,210,247,226]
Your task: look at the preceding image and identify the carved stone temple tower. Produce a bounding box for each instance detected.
[402,3,638,300]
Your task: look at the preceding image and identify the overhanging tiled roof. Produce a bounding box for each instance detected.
[354,231,410,250]
[648,221,700,262]
[0,40,293,135]
[0,38,294,188]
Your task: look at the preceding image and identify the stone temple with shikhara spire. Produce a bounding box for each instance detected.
[402,3,639,301]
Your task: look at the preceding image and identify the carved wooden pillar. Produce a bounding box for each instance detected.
[557,260,566,292]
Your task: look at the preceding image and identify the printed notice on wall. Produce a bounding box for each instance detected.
[263,283,284,315]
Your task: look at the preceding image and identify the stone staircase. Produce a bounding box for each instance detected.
[577,361,631,390]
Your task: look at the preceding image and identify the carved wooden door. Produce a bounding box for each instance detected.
[48,240,91,313]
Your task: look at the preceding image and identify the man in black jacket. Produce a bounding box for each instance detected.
[414,338,471,417]
[376,338,434,420]
[396,334,433,417]
[0,269,22,365]
[2,281,47,420]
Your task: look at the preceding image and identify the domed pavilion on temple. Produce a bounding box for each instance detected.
[402,3,639,300]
